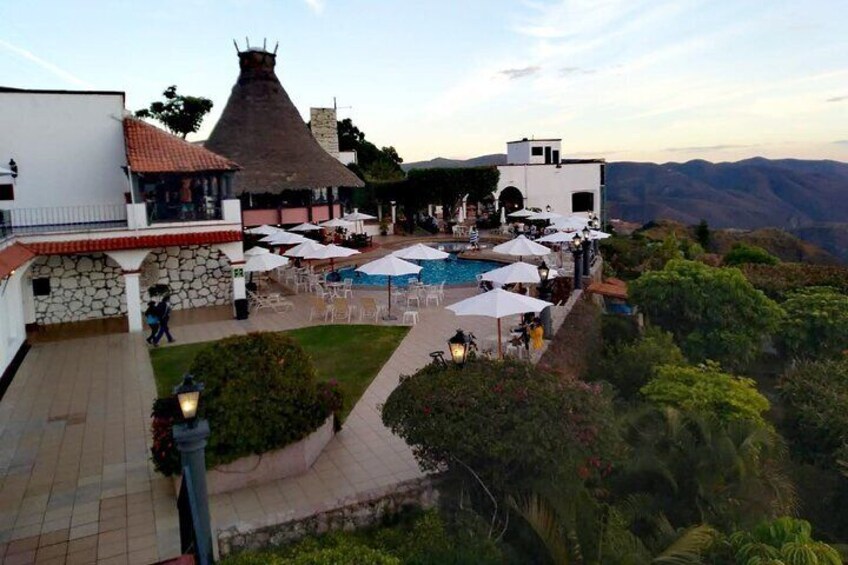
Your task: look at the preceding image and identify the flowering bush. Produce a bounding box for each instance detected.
[150,397,180,476]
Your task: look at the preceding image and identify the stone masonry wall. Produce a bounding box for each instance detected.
[310,107,339,158]
[31,254,126,324]
[140,245,232,311]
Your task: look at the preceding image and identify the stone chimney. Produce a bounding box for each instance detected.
[310,107,339,159]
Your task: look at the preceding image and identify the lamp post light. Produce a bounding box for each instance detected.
[447,329,471,367]
[589,214,601,256]
[581,226,592,274]
[570,233,583,290]
[172,374,214,565]
[536,261,554,338]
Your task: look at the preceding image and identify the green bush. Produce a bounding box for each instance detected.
[601,313,641,348]
[709,517,841,565]
[780,358,848,467]
[777,287,848,360]
[641,362,770,426]
[740,263,848,300]
[723,243,780,266]
[592,328,686,398]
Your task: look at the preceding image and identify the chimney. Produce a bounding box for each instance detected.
[310,107,339,158]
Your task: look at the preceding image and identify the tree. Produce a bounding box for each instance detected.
[336,118,404,181]
[709,517,841,565]
[135,85,213,138]
[405,167,500,223]
[776,286,848,359]
[723,243,780,266]
[629,260,782,369]
[640,362,770,426]
[695,219,711,249]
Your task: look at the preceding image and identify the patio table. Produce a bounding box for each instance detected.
[326,281,346,298]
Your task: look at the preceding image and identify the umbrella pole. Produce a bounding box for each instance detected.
[498,318,503,359]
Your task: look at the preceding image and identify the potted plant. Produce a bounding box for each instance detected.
[379,218,390,236]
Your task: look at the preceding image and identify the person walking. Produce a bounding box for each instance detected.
[153,295,175,345]
[144,301,159,345]
[469,226,480,251]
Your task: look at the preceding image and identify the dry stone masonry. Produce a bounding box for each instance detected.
[141,245,232,310]
[309,107,339,158]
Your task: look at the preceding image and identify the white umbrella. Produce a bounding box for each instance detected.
[0,166,14,177]
[303,243,360,270]
[244,253,289,272]
[262,231,308,245]
[244,246,271,257]
[356,256,422,319]
[588,229,612,240]
[508,208,534,218]
[492,235,550,260]
[289,222,323,232]
[284,240,327,258]
[245,224,283,236]
[537,231,575,266]
[481,262,541,286]
[446,289,553,358]
[321,218,355,229]
[391,243,450,261]
[343,211,377,221]
[525,211,562,221]
[552,215,589,231]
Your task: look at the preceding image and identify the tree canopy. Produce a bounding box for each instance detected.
[135,85,213,138]
[337,118,404,181]
[776,286,848,359]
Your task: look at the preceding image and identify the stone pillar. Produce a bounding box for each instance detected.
[231,260,246,315]
[377,203,383,221]
[390,201,397,224]
[461,196,468,223]
[123,271,143,332]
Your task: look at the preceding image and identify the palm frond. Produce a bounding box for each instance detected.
[510,493,572,565]
[652,524,718,565]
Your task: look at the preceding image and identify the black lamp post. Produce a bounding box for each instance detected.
[570,233,583,290]
[536,261,553,337]
[589,214,601,256]
[172,374,214,564]
[447,329,472,367]
[581,226,592,274]
[8,159,18,178]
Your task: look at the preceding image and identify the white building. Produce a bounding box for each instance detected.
[495,138,605,220]
[0,87,247,377]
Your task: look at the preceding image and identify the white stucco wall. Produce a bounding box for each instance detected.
[506,140,562,165]
[496,162,602,215]
[0,264,30,376]
[0,91,128,212]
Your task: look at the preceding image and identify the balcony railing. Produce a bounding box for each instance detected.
[0,204,128,237]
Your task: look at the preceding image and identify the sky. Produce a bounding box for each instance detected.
[1,0,846,164]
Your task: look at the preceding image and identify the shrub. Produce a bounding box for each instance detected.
[152,333,339,473]
[777,287,848,359]
[629,260,782,369]
[709,517,842,565]
[592,328,686,398]
[601,313,641,348]
[723,243,780,266]
[150,397,180,476]
[640,362,770,426]
[382,358,621,494]
[780,358,848,467]
[740,263,848,300]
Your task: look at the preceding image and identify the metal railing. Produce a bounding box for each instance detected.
[0,204,127,236]
[146,199,222,224]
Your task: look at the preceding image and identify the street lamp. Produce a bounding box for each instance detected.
[172,375,214,565]
[536,261,553,337]
[537,261,550,283]
[569,233,583,290]
[545,205,552,212]
[447,329,471,367]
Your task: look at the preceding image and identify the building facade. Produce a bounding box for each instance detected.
[495,138,605,220]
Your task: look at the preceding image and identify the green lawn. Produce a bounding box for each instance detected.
[149,325,409,420]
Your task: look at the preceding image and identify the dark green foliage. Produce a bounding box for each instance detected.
[406,168,499,224]
[641,362,770,426]
[740,262,848,300]
[135,85,213,138]
[600,313,641,348]
[708,517,842,564]
[629,260,782,369]
[591,328,686,398]
[780,358,848,469]
[723,243,780,266]
[337,118,404,181]
[777,287,848,359]
[695,219,711,248]
[382,359,621,494]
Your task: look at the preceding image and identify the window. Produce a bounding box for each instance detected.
[572,192,594,213]
[531,146,544,156]
[0,184,13,201]
[32,278,51,296]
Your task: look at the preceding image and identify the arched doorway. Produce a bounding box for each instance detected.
[498,186,524,214]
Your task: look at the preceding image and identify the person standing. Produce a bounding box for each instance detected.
[469,226,480,251]
[144,301,159,345]
[153,295,175,345]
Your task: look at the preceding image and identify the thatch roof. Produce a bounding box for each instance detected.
[205,49,364,193]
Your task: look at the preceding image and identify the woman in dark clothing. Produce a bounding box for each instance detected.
[153,295,175,345]
[144,301,159,344]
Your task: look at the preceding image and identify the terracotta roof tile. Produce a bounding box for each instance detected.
[0,243,35,279]
[124,118,240,173]
[24,231,242,256]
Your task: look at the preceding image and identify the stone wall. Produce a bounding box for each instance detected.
[140,245,231,311]
[310,107,339,158]
[218,477,437,557]
[30,254,126,324]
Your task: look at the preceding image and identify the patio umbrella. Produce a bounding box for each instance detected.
[284,240,326,258]
[244,246,271,257]
[244,252,289,272]
[289,222,323,232]
[321,218,355,229]
[587,229,612,240]
[245,224,283,236]
[343,211,377,234]
[525,211,562,222]
[481,261,541,286]
[537,231,575,266]
[508,208,534,218]
[551,215,590,231]
[0,166,14,176]
[492,235,550,261]
[303,243,360,271]
[391,243,450,261]
[262,231,308,245]
[356,255,421,320]
[446,288,552,358]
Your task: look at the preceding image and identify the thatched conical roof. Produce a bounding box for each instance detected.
[205,49,364,193]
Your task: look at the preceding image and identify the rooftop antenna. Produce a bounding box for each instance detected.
[245,36,250,49]
[232,39,240,52]
[333,97,353,112]
[263,38,267,51]
[273,41,279,54]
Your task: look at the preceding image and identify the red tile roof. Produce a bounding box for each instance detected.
[0,243,35,279]
[124,118,240,173]
[24,231,242,255]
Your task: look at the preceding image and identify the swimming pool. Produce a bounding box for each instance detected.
[340,255,502,287]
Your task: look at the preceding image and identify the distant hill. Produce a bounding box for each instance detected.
[402,153,506,171]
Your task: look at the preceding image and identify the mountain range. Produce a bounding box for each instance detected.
[403,155,848,262]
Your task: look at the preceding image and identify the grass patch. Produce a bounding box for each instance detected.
[149,325,409,420]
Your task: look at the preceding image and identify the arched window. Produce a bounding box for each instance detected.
[572,191,594,213]
[498,186,524,213]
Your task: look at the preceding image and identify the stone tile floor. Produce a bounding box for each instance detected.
[0,282,572,564]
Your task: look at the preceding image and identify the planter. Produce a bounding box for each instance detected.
[173,415,335,496]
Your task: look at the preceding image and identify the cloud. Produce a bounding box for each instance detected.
[826,94,848,102]
[0,39,91,87]
[833,140,848,145]
[559,66,595,76]
[303,0,324,14]
[664,144,755,152]
[499,66,541,79]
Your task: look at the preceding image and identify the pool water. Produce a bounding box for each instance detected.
[340,255,501,287]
